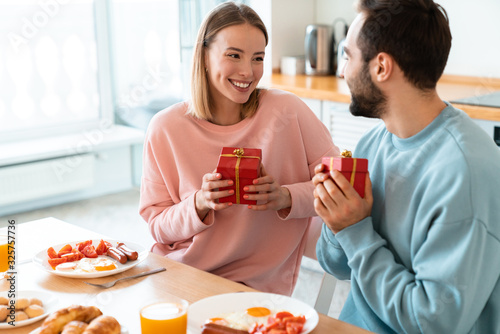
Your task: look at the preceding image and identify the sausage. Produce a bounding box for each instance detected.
[201,323,248,334]
[106,247,127,264]
[116,243,139,261]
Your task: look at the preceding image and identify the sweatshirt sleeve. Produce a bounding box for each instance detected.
[278,93,340,220]
[316,222,352,280]
[139,118,213,245]
[140,177,213,245]
[335,215,500,333]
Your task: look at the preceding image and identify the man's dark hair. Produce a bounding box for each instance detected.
[357,0,452,90]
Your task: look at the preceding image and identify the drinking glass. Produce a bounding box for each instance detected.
[140,296,189,334]
[0,235,8,274]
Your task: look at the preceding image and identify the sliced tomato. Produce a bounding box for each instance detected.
[76,240,93,252]
[57,244,73,257]
[48,257,67,269]
[285,316,306,324]
[275,312,294,320]
[82,245,98,258]
[250,323,267,334]
[269,329,287,334]
[95,239,109,255]
[61,252,81,262]
[73,249,85,260]
[47,247,59,259]
[266,318,285,330]
[286,322,304,334]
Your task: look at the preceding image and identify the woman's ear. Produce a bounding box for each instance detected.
[372,52,393,82]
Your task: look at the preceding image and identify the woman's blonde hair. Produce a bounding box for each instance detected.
[188,2,268,121]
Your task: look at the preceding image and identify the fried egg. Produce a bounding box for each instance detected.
[55,257,117,273]
[208,307,274,330]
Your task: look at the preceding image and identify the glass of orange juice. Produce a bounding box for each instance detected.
[140,296,189,334]
[0,235,8,274]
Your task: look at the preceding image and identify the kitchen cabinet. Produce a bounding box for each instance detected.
[322,101,381,152]
[301,97,322,120]
[300,98,380,152]
[261,74,500,149]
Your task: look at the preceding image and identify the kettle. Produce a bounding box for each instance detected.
[304,24,333,75]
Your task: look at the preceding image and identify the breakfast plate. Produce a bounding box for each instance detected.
[187,292,319,333]
[0,290,59,328]
[32,239,148,278]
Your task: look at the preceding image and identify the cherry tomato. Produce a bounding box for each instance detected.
[57,244,73,257]
[95,239,109,255]
[73,249,85,260]
[275,312,294,320]
[47,247,58,259]
[76,240,92,252]
[269,329,287,334]
[48,257,67,269]
[250,323,267,334]
[286,322,304,334]
[285,316,306,324]
[61,252,80,262]
[82,245,98,258]
[266,317,285,330]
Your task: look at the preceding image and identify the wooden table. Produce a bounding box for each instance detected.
[0,217,371,333]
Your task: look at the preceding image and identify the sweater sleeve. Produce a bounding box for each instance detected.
[316,222,352,280]
[277,93,340,220]
[336,214,500,333]
[139,118,213,245]
[140,177,213,245]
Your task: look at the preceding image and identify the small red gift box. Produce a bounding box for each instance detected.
[216,147,262,205]
[322,150,368,198]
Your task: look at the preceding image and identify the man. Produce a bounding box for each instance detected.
[313,0,500,333]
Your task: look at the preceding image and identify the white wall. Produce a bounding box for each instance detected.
[315,0,500,78]
[247,0,272,75]
[439,0,500,78]
[251,0,315,72]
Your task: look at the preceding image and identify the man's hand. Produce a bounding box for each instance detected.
[313,163,373,234]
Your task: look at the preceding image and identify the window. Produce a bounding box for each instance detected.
[111,0,247,130]
[0,0,250,143]
[0,0,112,143]
[109,0,182,130]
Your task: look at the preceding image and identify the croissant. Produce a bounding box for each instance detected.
[39,305,102,334]
[61,320,89,334]
[83,315,121,334]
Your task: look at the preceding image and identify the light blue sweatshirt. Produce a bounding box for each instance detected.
[317,103,500,333]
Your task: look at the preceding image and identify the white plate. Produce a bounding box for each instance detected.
[0,290,59,329]
[32,239,148,278]
[188,292,319,333]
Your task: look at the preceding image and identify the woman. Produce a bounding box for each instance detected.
[139,2,339,295]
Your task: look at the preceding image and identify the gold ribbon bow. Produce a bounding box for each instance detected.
[330,150,357,186]
[220,148,261,204]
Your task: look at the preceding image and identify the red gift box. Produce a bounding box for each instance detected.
[322,150,368,198]
[216,147,262,205]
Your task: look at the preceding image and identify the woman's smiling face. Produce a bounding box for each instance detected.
[205,23,266,111]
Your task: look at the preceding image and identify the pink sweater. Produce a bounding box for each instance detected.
[139,89,339,295]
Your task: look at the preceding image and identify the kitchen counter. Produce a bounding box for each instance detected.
[260,74,500,122]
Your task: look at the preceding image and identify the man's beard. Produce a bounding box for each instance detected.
[348,62,386,119]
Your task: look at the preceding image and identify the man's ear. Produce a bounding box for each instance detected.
[371,52,393,82]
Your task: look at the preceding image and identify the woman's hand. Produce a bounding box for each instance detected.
[245,164,292,211]
[195,171,234,221]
